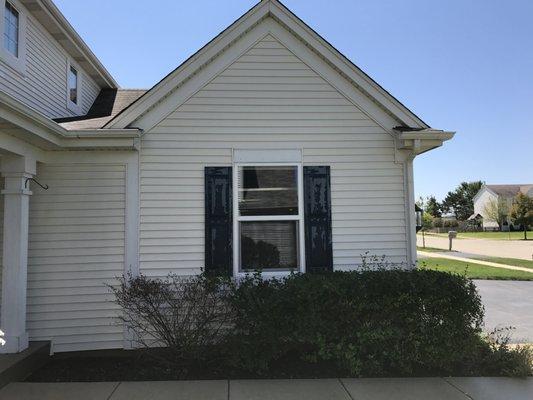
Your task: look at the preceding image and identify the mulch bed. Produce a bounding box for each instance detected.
[26,349,347,382]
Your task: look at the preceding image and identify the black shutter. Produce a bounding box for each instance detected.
[304,166,333,273]
[205,167,232,276]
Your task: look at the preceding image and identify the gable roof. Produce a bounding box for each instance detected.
[104,0,430,130]
[485,184,533,197]
[54,89,146,130]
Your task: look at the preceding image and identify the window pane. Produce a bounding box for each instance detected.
[240,221,298,271]
[238,166,298,216]
[4,2,18,57]
[69,66,78,104]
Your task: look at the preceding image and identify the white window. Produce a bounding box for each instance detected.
[68,65,78,104]
[233,164,305,276]
[1,0,26,73]
[3,1,18,57]
[66,60,82,113]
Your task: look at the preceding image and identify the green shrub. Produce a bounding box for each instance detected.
[443,219,459,228]
[110,273,234,373]
[228,269,488,376]
[433,217,443,228]
[112,269,532,377]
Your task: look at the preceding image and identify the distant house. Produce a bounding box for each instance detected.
[473,184,533,231]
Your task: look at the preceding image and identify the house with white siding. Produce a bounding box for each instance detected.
[473,184,533,230]
[0,0,454,354]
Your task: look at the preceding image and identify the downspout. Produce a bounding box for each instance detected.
[404,154,417,267]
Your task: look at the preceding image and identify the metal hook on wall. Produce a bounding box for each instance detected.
[25,177,49,190]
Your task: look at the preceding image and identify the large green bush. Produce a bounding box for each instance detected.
[229,269,493,376]
[112,269,532,377]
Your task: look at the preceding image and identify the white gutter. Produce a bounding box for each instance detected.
[396,129,455,155]
[398,129,455,141]
[1,91,140,149]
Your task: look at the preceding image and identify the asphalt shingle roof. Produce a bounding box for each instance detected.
[486,184,533,197]
[54,89,146,130]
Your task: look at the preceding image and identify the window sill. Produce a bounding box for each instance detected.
[66,99,82,115]
[235,270,301,280]
[0,50,26,76]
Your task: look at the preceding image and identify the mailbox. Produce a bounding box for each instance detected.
[448,231,457,251]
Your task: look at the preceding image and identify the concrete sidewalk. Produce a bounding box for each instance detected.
[418,250,533,273]
[1,377,532,400]
[417,234,533,261]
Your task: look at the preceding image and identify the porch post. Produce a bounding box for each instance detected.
[0,155,35,353]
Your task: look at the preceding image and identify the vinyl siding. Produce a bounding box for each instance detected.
[26,163,126,352]
[139,35,407,278]
[0,4,99,118]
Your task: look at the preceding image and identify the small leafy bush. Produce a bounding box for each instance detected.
[110,273,233,371]
[443,219,460,228]
[433,217,443,228]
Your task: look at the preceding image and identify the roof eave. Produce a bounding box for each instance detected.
[396,129,455,155]
[22,0,118,88]
[0,92,140,151]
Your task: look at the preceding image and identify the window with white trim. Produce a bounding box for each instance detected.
[66,60,82,113]
[68,65,78,104]
[234,164,305,274]
[3,1,18,57]
[1,0,26,73]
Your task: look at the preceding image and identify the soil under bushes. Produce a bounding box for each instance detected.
[27,349,347,382]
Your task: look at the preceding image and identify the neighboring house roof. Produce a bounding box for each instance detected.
[103,0,432,131]
[485,184,533,198]
[54,89,147,130]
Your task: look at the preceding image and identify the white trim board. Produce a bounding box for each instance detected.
[233,149,302,163]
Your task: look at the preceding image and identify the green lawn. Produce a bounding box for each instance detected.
[469,256,533,269]
[416,246,452,253]
[418,257,533,281]
[423,231,533,240]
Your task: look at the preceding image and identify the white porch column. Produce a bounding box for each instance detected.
[0,155,35,353]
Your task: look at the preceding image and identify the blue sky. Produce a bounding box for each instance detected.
[55,0,533,201]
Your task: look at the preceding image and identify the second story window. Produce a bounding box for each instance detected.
[68,65,78,104]
[4,1,19,57]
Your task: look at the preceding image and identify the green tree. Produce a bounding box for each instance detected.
[483,197,509,231]
[441,181,483,221]
[510,193,533,240]
[425,195,442,217]
[422,212,434,230]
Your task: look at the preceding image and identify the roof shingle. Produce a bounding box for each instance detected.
[54,89,146,130]
[486,184,533,197]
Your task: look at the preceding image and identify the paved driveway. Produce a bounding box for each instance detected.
[417,235,533,260]
[475,280,533,343]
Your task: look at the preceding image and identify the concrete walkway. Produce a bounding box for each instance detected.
[417,234,533,261]
[1,378,532,400]
[418,250,533,273]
